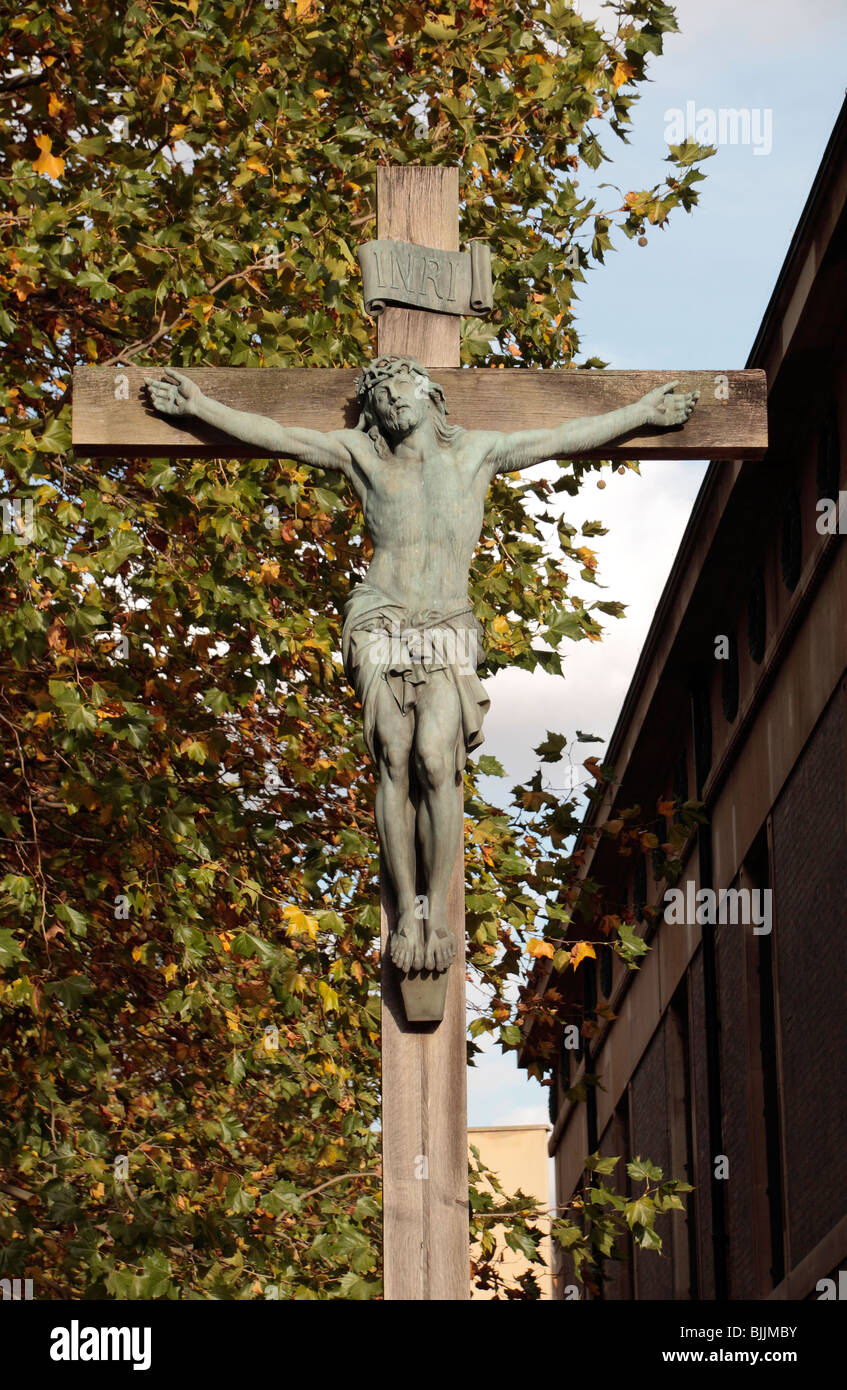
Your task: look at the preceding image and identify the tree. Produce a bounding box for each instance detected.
[0,0,712,1298]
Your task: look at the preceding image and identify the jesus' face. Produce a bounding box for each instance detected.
[369,366,430,439]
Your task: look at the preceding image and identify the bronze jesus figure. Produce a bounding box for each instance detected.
[146,356,698,976]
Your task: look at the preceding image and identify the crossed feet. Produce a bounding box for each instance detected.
[390,905,457,974]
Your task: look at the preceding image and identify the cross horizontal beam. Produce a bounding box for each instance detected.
[72,366,767,461]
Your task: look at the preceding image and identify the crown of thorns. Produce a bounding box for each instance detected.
[355,355,447,413]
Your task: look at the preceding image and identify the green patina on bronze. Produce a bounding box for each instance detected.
[145,357,698,977]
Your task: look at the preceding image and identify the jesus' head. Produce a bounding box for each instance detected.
[354,355,460,456]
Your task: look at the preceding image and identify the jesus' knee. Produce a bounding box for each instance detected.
[414,739,453,792]
[379,742,411,789]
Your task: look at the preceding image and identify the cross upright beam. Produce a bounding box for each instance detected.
[373,166,470,1302]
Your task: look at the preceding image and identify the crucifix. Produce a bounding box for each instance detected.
[72,165,767,1301]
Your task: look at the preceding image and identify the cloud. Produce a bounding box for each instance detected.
[467,1035,550,1128]
[480,459,707,790]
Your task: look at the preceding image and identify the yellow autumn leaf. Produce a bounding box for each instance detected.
[527,938,555,959]
[33,134,65,180]
[571,941,597,969]
[612,61,634,89]
[246,156,269,174]
[282,904,319,939]
[282,903,307,933]
[317,980,339,1011]
[492,615,510,635]
[163,962,177,984]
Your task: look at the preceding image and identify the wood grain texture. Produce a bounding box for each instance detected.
[72,366,768,461]
[380,790,469,1301]
[376,166,460,368]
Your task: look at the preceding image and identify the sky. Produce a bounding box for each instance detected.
[467,0,847,1129]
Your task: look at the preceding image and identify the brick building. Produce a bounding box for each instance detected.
[524,98,847,1300]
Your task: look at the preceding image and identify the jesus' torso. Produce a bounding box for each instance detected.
[340,428,492,615]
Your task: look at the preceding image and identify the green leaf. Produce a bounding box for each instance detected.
[585,1153,619,1175]
[534,731,568,762]
[0,930,27,967]
[144,462,177,490]
[46,976,95,1008]
[544,608,586,645]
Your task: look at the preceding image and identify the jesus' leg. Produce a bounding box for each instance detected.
[413,673,462,972]
[373,682,422,972]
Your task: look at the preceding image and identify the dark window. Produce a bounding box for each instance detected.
[583,957,597,1021]
[548,1063,559,1125]
[817,408,841,503]
[780,488,802,591]
[673,748,688,804]
[600,944,613,998]
[670,984,699,1298]
[747,569,766,663]
[759,926,786,1287]
[691,678,713,794]
[672,748,689,826]
[721,629,739,722]
[633,854,647,917]
[583,962,598,1153]
[746,829,786,1288]
[651,814,666,879]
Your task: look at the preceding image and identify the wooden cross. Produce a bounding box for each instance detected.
[72,165,767,1302]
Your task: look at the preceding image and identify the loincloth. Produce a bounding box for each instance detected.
[341,581,490,776]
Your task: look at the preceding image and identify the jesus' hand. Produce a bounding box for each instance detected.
[638,380,699,429]
[144,369,204,418]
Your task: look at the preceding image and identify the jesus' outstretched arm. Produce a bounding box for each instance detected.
[144,369,355,472]
[481,379,699,475]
